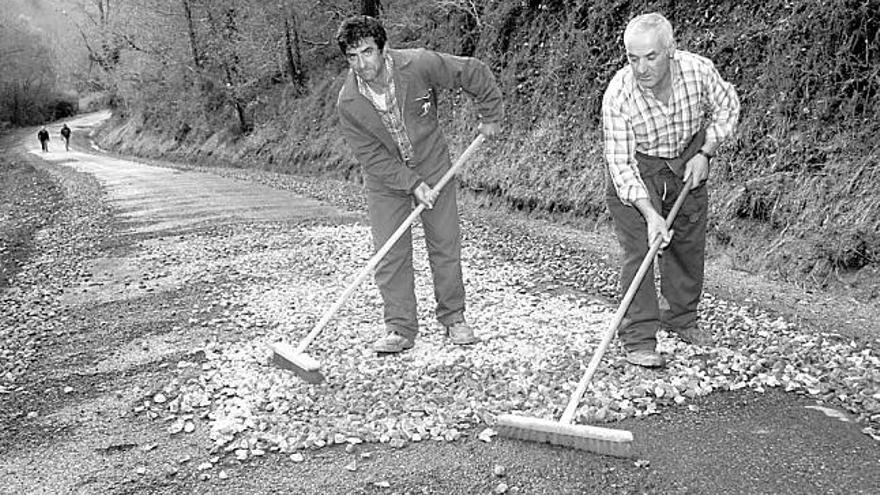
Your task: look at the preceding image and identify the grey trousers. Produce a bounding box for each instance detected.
[605,132,708,352]
[365,178,465,340]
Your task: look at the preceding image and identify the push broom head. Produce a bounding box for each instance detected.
[494,414,634,458]
[267,342,325,384]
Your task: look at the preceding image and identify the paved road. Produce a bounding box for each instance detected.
[1,112,878,494]
[33,111,346,235]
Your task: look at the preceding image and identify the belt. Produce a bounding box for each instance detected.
[634,130,706,179]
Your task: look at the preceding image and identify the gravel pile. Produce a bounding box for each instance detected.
[116,165,879,464]
[1,160,113,398]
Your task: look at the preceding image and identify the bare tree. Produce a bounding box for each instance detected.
[77,0,121,75]
[0,17,58,124]
[435,0,483,29]
[359,0,382,17]
[283,12,306,89]
[181,0,203,70]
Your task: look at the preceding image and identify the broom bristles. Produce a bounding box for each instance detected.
[495,414,634,458]
[268,342,325,384]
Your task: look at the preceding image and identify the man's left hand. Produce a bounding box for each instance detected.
[477,122,501,138]
[683,153,710,190]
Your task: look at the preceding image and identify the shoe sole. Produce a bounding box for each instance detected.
[670,328,713,347]
[625,355,667,367]
[373,343,414,354]
[626,359,666,368]
[677,335,714,346]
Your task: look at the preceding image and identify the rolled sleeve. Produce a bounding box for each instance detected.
[702,61,741,150]
[602,82,649,206]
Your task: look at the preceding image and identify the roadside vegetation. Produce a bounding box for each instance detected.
[2,0,878,299]
[0,7,79,126]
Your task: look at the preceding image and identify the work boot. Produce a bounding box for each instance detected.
[446,320,478,345]
[625,349,667,368]
[372,332,414,354]
[674,326,714,346]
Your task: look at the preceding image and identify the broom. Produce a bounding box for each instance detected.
[268,135,486,383]
[495,185,690,457]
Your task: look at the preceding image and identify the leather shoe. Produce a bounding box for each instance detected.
[446,320,478,345]
[625,349,667,368]
[372,333,414,354]
[674,326,713,346]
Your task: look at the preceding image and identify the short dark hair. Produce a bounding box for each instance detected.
[336,15,387,54]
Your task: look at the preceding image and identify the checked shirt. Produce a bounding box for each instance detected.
[602,50,740,205]
[356,52,415,165]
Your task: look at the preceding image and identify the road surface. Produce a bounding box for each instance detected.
[0,112,877,494]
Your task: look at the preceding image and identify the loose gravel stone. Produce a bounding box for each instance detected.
[134,216,878,460]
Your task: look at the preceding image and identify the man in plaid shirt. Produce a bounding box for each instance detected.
[336,16,503,354]
[602,12,740,367]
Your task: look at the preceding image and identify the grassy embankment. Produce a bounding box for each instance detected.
[96,0,879,300]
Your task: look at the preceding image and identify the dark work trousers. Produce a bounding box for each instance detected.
[365,176,465,341]
[605,132,708,352]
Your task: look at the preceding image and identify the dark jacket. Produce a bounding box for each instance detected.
[38,129,49,142]
[336,48,503,193]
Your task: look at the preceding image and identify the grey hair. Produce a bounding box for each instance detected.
[624,12,675,51]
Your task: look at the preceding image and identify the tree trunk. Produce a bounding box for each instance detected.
[11,85,22,126]
[181,0,202,69]
[359,0,382,17]
[283,14,305,90]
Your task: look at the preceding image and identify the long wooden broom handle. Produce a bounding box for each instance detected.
[294,134,486,354]
[560,185,691,424]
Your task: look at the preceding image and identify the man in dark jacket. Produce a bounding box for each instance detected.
[60,124,71,151]
[335,15,503,354]
[37,127,50,152]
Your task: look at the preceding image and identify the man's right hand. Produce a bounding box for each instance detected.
[634,199,672,249]
[413,182,437,209]
[477,122,501,138]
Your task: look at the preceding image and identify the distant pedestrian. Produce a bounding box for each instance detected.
[37,127,50,152]
[60,124,71,151]
[601,12,740,367]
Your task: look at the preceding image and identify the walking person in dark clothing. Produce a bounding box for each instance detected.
[37,127,50,152]
[60,124,71,151]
